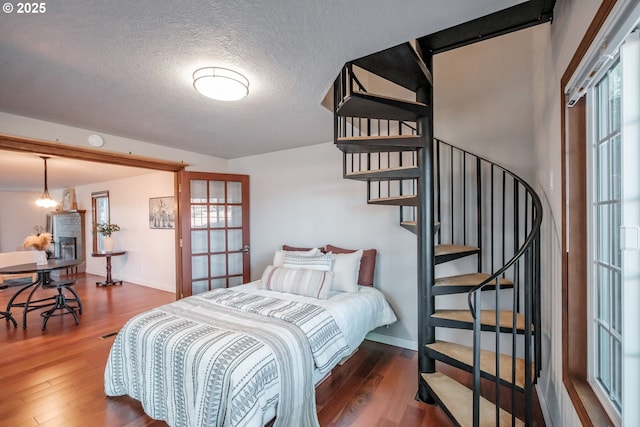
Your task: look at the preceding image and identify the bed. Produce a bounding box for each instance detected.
[104,246,397,427]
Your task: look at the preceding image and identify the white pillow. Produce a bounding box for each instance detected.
[259,265,334,299]
[273,248,319,267]
[283,252,332,271]
[331,249,363,292]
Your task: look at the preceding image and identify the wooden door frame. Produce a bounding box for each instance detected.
[0,133,188,298]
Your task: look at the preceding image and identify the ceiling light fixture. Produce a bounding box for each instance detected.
[35,156,57,208]
[88,134,104,147]
[193,67,249,101]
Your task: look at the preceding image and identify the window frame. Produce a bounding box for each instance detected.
[586,59,623,425]
[562,1,639,425]
[561,1,617,426]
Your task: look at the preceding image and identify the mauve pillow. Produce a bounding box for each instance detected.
[282,245,314,251]
[283,244,327,253]
[326,244,377,287]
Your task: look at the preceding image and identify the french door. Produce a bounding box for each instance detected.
[179,172,250,297]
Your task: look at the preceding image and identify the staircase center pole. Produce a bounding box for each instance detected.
[416,51,435,402]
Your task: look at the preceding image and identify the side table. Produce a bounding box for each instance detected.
[91,251,126,286]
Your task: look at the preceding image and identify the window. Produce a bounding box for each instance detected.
[563,2,640,425]
[91,190,110,252]
[589,59,623,421]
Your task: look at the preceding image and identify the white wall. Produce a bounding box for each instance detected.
[434,27,538,182]
[230,142,419,349]
[76,171,176,292]
[0,112,229,173]
[0,191,51,251]
[532,0,604,426]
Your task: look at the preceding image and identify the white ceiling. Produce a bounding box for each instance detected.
[0,151,155,192]
[0,0,524,190]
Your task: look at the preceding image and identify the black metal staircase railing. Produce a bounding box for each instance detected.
[332,45,542,425]
[435,140,542,425]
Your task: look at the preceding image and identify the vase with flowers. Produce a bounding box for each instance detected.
[97,222,120,252]
[22,230,53,264]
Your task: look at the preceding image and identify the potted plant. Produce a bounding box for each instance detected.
[97,222,120,252]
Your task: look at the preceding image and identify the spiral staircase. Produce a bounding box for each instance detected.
[330,4,551,424]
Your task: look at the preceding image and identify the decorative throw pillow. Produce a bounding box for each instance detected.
[283,252,333,271]
[326,244,377,287]
[273,248,319,267]
[330,249,363,293]
[259,265,333,299]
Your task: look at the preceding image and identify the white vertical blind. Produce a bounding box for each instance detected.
[620,30,640,427]
[565,0,640,107]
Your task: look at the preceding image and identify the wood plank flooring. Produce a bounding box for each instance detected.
[0,273,454,427]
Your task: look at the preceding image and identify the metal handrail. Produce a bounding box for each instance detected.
[435,139,542,426]
[465,165,543,316]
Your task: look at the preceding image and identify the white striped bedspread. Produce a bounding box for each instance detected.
[104,287,357,427]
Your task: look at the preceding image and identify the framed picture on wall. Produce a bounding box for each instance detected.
[149,196,174,229]
[62,188,76,211]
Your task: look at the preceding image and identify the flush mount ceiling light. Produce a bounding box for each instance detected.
[193,67,249,101]
[35,156,58,208]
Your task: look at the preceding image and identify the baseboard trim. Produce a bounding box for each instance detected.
[366,332,417,350]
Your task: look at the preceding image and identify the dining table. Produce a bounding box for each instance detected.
[0,258,82,328]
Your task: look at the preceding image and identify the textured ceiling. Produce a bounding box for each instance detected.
[0,0,524,162]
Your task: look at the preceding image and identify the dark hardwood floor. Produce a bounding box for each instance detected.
[0,273,454,427]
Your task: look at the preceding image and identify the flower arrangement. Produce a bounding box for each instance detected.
[22,232,53,251]
[97,223,120,237]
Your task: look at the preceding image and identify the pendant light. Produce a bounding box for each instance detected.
[35,156,58,208]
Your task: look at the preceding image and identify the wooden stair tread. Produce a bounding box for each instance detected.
[435,273,513,287]
[368,194,418,206]
[426,340,529,389]
[432,309,528,332]
[434,244,479,265]
[337,134,421,142]
[421,372,524,427]
[345,165,420,180]
[435,244,479,256]
[400,221,440,233]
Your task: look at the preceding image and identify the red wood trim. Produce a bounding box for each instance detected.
[0,133,187,172]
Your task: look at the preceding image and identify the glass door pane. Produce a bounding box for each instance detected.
[179,172,250,297]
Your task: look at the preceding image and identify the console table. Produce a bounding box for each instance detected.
[91,251,126,286]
